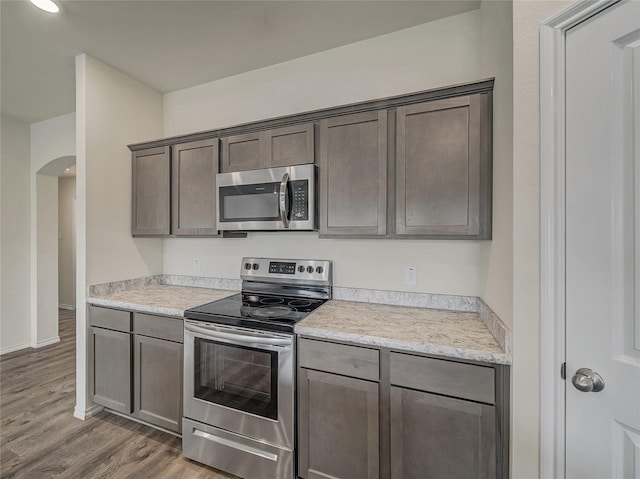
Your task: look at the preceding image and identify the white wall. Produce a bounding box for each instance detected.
[0,116,31,354]
[58,176,76,309]
[75,54,164,418]
[511,1,571,478]
[478,0,513,327]
[163,9,513,312]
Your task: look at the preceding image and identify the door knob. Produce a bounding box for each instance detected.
[571,368,605,392]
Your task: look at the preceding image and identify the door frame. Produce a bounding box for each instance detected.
[539,1,622,478]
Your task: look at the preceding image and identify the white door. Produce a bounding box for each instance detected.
[565,1,640,477]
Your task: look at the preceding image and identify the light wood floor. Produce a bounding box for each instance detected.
[0,310,237,478]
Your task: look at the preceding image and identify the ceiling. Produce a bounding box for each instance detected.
[1,0,480,124]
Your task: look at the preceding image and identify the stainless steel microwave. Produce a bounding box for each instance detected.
[216,164,316,231]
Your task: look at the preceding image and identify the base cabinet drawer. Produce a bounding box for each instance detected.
[390,386,496,479]
[183,418,293,479]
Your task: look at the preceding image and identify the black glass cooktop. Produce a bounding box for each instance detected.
[185,293,327,333]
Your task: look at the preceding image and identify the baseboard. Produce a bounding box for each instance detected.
[33,336,61,349]
[59,304,75,310]
[73,404,103,420]
[0,342,32,356]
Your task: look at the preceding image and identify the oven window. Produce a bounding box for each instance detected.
[194,338,278,420]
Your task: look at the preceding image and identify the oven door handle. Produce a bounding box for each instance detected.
[278,172,290,229]
[184,322,293,347]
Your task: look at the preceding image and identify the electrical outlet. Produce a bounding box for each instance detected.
[193,258,201,273]
[404,266,417,285]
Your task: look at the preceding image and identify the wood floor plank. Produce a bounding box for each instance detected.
[0,310,239,479]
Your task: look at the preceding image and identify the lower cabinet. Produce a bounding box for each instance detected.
[133,334,183,433]
[89,306,183,434]
[390,387,495,479]
[298,369,379,479]
[297,337,509,479]
[91,327,132,414]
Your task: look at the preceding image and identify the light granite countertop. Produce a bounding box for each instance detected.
[295,300,511,365]
[87,284,236,317]
[87,275,510,365]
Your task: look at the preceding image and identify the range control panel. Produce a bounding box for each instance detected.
[241,257,331,285]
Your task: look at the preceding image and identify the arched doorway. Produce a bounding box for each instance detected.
[34,155,76,345]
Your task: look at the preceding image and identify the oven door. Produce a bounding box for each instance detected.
[216,164,315,231]
[184,320,294,448]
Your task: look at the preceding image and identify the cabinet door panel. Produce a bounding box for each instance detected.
[91,327,132,414]
[265,123,314,168]
[390,386,496,479]
[396,95,485,237]
[132,146,171,236]
[299,369,379,479]
[319,111,387,236]
[172,138,219,236]
[133,335,183,433]
[221,132,264,172]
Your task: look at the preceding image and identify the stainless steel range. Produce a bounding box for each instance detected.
[182,257,332,479]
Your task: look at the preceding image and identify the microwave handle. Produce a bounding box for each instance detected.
[279,172,290,228]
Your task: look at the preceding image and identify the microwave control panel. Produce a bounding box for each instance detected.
[290,180,309,221]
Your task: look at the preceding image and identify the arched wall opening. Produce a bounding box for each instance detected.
[33,155,76,347]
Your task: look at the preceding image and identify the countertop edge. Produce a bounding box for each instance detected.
[87,298,186,318]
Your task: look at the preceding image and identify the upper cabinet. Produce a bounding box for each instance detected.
[131,139,219,237]
[221,123,315,173]
[396,94,491,239]
[221,132,262,172]
[132,146,171,236]
[129,79,493,240]
[319,111,388,236]
[172,138,219,236]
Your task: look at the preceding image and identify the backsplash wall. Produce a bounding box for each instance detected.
[163,235,490,297]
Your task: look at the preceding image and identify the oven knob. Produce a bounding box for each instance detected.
[306,266,314,273]
[316,266,324,274]
[297,265,305,273]
[244,263,252,270]
[252,263,259,270]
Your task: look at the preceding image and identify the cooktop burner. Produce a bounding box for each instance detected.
[185,292,327,333]
[184,257,332,333]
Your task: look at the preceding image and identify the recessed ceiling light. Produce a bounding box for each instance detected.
[30,0,60,14]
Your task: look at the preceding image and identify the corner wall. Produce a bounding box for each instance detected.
[511,1,571,478]
[75,54,164,418]
[0,116,31,354]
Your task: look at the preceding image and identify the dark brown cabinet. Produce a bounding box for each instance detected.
[396,94,491,238]
[131,146,171,236]
[390,387,495,479]
[389,352,497,479]
[298,339,380,479]
[131,139,219,237]
[133,334,183,433]
[297,338,508,479]
[221,123,314,173]
[89,306,184,434]
[91,326,132,414]
[299,369,379,479]
[319,111,388,236]
[172,138,219,236]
